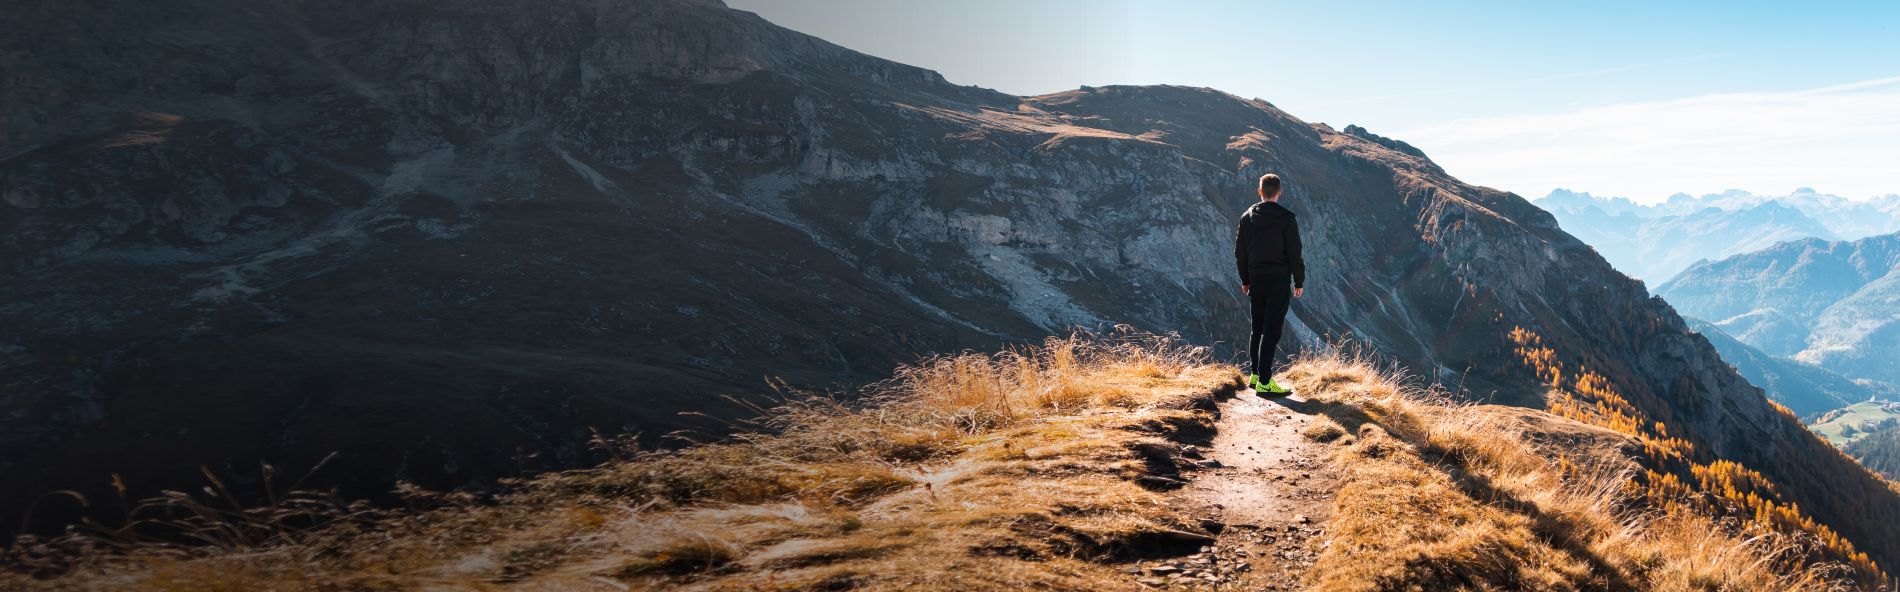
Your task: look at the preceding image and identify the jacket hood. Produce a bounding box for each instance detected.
[1247,201,1295,224]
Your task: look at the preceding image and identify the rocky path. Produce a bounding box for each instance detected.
[1128,386,1340,590]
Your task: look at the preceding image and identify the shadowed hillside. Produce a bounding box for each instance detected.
[1846,426,1900,481]
[1684,317,1868,416]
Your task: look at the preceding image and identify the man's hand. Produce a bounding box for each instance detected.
[1293,287,1304,298]
[1241,284,1250,295]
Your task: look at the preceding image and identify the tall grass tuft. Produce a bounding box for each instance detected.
[1287,345,1857,592]
[9,328,1234,591]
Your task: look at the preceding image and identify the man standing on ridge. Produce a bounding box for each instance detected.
[1235,173,1305,395]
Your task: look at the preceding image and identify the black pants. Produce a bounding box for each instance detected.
[1248,272,1293,380]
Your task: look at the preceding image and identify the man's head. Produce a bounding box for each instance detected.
[1258,173,1282,202]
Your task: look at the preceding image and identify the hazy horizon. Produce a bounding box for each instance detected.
[728,0,1900,204]
[1540,185,1900,203]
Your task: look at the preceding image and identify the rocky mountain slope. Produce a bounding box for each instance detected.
[1684,316,1871,416]
[1659,232,1900,386]
[8,0,1900,573]
[1535,188,1849,283]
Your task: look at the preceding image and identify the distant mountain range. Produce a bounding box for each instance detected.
[1541,187,1900,417]
[1654,207,1900,483]
[1535,188,1900,283]
[1660,232,1900,388]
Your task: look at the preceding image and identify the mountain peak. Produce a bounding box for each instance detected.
[1341,123,1429,159]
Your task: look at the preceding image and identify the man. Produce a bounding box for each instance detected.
[1234,173,1305,395]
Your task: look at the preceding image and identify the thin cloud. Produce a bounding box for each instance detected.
[1396,75,1900,201]
[1326,53,1731,107]
[1795,74,1900,95]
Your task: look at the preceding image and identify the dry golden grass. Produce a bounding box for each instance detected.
[8,331,1240,591]
[1284,348,1856,592]
[9,335,1863,591]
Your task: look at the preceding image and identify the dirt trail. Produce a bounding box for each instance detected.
[1128,385,1341,590]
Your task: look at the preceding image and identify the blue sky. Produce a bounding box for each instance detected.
[727,0,1900,202]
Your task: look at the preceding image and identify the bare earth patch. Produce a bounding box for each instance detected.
[1130,387,1340,590]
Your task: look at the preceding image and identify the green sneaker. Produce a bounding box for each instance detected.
[1262,378,1292,394]
[1249,374,1267,392]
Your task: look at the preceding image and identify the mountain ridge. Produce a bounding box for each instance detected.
[6,0,1900,578]
[1684,316,1869,416]
[1659,231,1900,387]
[1534,188,1861,283]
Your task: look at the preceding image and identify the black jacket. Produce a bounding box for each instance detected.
[1234,201,1305,288]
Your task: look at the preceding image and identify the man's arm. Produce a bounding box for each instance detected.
[1234,215,1252,287]
[1287,217,1305,291]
